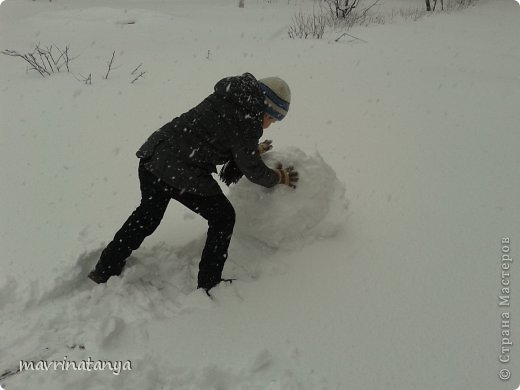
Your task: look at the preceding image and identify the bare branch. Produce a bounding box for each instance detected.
[84,73,92,85]
[131,71,146,84]
[2,44,76,77]
[288,10,326,39]
[131,63,142,75]
[104,50,116,80]
[54,45,75,72]
[359,0,381,19]
[1,49,50,77]
[334,32,368,43]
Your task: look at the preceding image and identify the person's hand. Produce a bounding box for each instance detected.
[258,139,273,155]
[275,163,299,189]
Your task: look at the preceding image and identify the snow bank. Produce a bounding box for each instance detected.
[0,147,349,390]
[2,148,347,320]
[229,147,349,250]
[19,147,348,316]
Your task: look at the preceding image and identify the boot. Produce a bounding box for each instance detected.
[87,259,125,284]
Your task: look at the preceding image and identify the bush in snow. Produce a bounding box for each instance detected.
[323,0,364,19]
[2,44,145,84]
[288,0,479,39]
[288,10,327,39]
[445,0,478,10]
[1,44,73,77]
[288,0,383,39]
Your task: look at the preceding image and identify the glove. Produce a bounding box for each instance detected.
[258,139,273,155]
[276,163,299,189]
[219,160,243,186]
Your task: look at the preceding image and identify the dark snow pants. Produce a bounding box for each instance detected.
[93,160,236,289]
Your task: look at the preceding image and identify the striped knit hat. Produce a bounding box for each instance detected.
[258,77,291,121]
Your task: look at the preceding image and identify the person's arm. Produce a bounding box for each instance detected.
[231,140,279,188]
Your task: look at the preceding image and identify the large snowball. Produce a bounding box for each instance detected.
[228,147,349,249]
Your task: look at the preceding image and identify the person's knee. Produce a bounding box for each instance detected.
[219,203,235,230]
[226,203,236,226]
[211,200,235,230]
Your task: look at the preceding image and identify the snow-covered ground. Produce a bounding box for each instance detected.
[1,0,519,389]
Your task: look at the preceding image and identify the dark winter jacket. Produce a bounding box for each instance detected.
[136,73,280,196]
